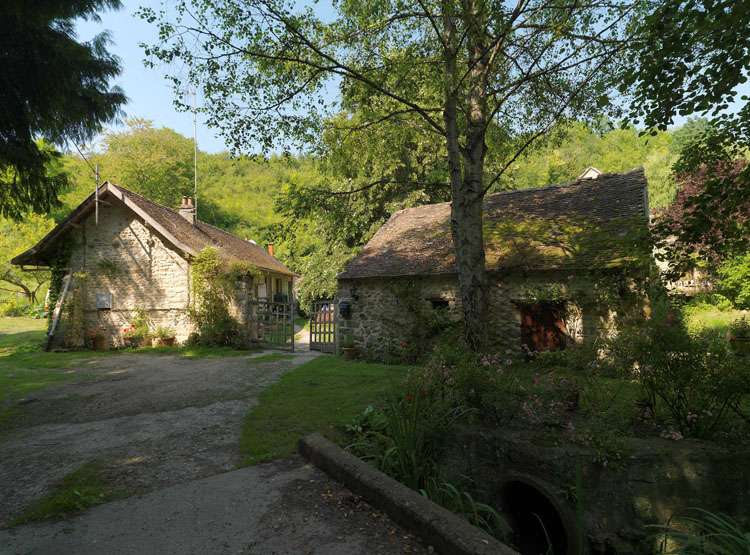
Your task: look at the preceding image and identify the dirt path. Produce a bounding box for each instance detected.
[0,350,320,527]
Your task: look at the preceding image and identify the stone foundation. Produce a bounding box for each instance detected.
[448,424,750,554]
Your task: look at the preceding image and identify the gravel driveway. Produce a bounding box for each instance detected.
[0,350,319,527]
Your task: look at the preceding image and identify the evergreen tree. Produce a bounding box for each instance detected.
[0,0,127,219]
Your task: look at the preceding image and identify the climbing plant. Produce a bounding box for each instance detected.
[188,247,258,347]
[47,241,73,328]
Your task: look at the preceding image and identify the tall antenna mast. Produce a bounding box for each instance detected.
[192,85,198,219]
[95,164,99,227]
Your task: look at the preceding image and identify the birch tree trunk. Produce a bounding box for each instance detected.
[444,0,490,350]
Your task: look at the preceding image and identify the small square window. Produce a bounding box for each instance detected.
[96,292,112,310]
[431,299,450,310]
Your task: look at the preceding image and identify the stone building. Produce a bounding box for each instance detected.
[337,167,651,357]
[12,182,297,348]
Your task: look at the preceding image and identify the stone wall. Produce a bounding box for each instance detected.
[52,201,296,349]
[337,270,642,358]
[55,200,192,348]
[448,424,750,554]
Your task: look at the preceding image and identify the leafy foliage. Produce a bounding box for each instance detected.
[624,0,750,264]
[0,0,126,219]
[188,247,257,348]
[97,118,195,206]
[654,159,749,278]
[609,306,750,438]
[716,252,750,309]
[0,213,54,303]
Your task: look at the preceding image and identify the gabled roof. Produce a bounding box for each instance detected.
[338,167,650,280]
[12,182,297,277]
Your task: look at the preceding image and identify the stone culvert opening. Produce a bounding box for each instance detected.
[497,475,584,555]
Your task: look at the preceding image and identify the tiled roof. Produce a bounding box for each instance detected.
[12,183,297,277]
[338,167,649,279]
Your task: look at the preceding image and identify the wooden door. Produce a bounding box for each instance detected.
[520,303,566,352]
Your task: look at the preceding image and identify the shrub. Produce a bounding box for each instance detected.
[610,309,749,438]
[343,391,508,539]
[189,247,256,348]
[729,316,750,339]
[717,251,750,309]
[0,299,27,317]
[24,304,48,319]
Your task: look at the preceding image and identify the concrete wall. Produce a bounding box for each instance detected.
[337,271,643,358]
[55,200,193,348]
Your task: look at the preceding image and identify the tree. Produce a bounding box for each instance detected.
[142,0,637,349]
[654,159,748,279]
[623,0,750,261]
[0,213,55,303]
[0,0,127,219]
[99,118,195,206]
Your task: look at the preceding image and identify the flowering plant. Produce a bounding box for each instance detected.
[87,328,106,340]
[122,309,149,345]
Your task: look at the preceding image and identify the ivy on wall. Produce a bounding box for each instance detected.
[188,247,259,347]
[47,241,73,329]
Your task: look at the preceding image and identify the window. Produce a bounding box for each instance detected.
[431,299,450,310]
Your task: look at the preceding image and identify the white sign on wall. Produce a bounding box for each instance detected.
[257,283,267,298]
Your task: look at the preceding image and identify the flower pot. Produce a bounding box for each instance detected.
[161,337,176,347]
[342,347,359,360]
[152,337,163,348]
[91,336,107,350]
[729,337,750,356]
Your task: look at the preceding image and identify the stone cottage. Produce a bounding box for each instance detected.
[337,167,651,356]
[12,182,297,348]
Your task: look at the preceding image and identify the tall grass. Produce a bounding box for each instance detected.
[654,508,750,555]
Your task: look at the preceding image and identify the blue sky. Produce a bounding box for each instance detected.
[76,1,228,153]
[77,0,747,155]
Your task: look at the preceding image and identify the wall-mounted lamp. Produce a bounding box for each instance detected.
[350,284,359,301]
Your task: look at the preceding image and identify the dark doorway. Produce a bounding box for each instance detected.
[520,302,566,352]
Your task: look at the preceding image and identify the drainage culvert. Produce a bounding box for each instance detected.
[496,474,586,555]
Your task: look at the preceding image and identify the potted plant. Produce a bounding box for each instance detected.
[152,326,177,347]
[729,316,750,355]
[341,333,358,360]
[123,309,150,347]
[87,328,107,350]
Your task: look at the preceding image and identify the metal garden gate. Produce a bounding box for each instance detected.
[309,299,338,353]
[248,299,295,352]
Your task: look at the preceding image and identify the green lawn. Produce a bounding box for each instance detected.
[684,305,747,337]
[239,356,405,465]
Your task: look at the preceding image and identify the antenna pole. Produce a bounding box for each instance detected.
[193,87,198,219]
[95,164,99,227]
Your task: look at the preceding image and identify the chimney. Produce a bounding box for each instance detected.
[267,242,274,257]
[179,196,196,225]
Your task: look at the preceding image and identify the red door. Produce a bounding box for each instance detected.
[520,303,566,352]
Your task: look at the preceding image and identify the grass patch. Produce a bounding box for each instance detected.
[684,304,747,337]
[240,356,405,465]
[10,460,121,525]
[247,353,296,364]
[294,318,309,331]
